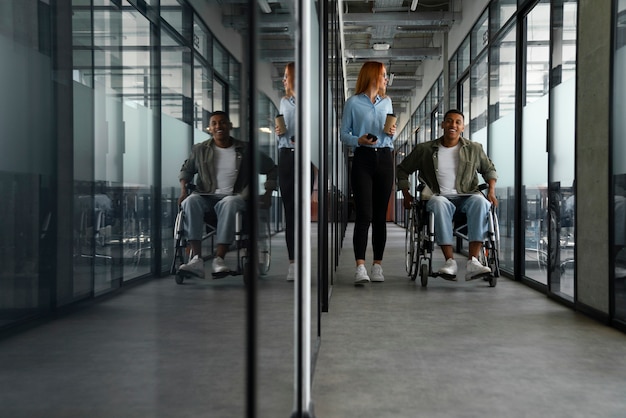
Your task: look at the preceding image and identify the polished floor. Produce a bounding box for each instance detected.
[1,223,626,417]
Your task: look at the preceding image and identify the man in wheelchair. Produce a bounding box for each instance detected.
[396,109,498,281]
[177,111,277,278]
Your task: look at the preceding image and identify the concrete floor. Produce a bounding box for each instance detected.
[1,223,625,417]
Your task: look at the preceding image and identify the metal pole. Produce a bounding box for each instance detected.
[246,1,259,417]
[293,0,313,416]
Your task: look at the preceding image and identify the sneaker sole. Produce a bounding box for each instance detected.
[465,272,492,281]
[212,271,232,279]
[354,277,370,284]
[438,273,457,281]
[370,277,385,282]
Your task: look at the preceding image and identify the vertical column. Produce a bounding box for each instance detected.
[576,0,611,315]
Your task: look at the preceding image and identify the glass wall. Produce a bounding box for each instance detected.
[548,0,577,300]
[613,0,626,322]
[0,0,55,323]
[396,0,577,297]
[0,0,243,324]
[489,23,517,274]
[521,0,550,285]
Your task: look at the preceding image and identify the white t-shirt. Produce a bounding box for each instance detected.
[213,145,238,194]
[437,143,460,195]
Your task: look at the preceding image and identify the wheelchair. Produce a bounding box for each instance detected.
[170,191,271,285]
[405,184,500,288]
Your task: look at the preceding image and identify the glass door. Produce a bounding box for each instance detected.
[521,0,551,285]
[548,0,577,300]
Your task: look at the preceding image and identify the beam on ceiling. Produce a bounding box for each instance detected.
[341,11,459,26]
[344,47,440,60]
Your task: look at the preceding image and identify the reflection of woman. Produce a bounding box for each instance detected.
[340,61,396,284]
[275,62,316,281]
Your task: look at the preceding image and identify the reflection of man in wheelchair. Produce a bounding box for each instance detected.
[176,111,277,279]
[397,109,499,283]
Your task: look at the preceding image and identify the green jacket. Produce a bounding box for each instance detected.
[179,137,277,198]
[396,136,497,197]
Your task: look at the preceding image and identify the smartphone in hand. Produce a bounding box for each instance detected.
[366,133,378,142]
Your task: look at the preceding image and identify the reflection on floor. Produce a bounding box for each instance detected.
[1,224,626,417]
[313,224,626,418]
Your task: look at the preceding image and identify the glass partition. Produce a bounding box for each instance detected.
[470,52,489,147]
[490,0,517,36]
[521,0,551,285]
[0,0,55,321]
[472,10,489,60]
[489,23,517,274]
[548,0,577,300]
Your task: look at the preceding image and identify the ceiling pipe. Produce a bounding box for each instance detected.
[258,0,271,13]
[338,0,349,98]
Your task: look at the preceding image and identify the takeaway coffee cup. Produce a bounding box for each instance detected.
[275,114,286,135]
[384,113,397,135]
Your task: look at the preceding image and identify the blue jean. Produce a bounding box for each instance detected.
[181,193,246,245]
[426,194,491,245]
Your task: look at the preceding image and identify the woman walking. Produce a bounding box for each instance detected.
[340,61,396,284]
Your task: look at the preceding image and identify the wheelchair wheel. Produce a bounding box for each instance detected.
[488,272,497,287]
[488,209,500,286]
[405,211,416,277]
[409,237,420,281]
[258,217,271,275]
[420,263,429,287]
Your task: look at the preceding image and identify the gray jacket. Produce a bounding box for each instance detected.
[396,136,497,198]
[178,137,277,198]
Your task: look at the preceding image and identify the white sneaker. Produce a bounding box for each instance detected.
[370,264,385,282]
[438,258,457,280]
[465,256,491,281]
[179,255,205,278]
[354,264,370,284]
[212,256,230,274]
[286,263,295,281]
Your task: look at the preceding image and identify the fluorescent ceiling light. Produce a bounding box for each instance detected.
[410,0,419,11]
[258,0,272,14]
[372,43,390,50]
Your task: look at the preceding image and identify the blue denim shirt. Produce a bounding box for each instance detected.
[340,93,394,149]
[277,96,296,149]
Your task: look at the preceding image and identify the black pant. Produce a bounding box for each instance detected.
[278,148,315,261]
[351,147,394,261]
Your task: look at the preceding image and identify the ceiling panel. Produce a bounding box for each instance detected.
[220,0,458,112]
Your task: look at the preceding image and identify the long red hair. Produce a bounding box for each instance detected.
[284,62,295,98]
[354,61,386,97]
